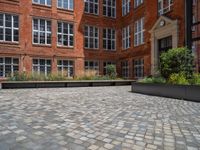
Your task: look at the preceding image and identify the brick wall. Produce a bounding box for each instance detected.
[0,0,189,79]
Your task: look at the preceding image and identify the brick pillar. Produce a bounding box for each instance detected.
[75,58,84,77]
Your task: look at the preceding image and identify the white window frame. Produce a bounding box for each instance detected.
[134,17,144,47]
[103,0,116,18]
[57,0,74,10]
[0,13,19,43]
[134,59,144,78]
[32,18,52,45]
[57,22,74,47]
[84,0,99,15]
[122,25,131,50]
[121,61,129,78]
[84,25,99,49]
[85,60,99,73]
[32,0,51,6]
[134,0,143,8]
[158,0,173,15]
[122,0,130,16]
[0,57,19,78]
[103,28,116,51]
[57,60,74,77]
[32,58,51,76]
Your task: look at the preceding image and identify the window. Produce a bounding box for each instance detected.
[57,0,73,10]
[103,28,116,50]
[84,25,99,49]
[32,59,51,76]
[122,0,130,16]
[158,0,173,15]
[134,17,144,46]
[134,59,144,78]
[32,0,51,6]
[103,0,116,18]
[57,60,74,77]
[121,61,129,78]
[0,57,19,77]
[57,22,74,47]
[33,19,51,45]
[134,0,143,8]
[85,60,99,73]
[85,0,99,15]
[0,13,19,42]
[122,26,131,49]
[103,61,116,75]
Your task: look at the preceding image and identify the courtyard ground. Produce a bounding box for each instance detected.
[0,86,199,150]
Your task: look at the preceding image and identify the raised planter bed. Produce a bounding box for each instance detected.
[132,82,200,102]
[0,80,134,89]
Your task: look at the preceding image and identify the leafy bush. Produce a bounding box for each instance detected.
[105,65,117,79]
[190,74,200,85]
[160,47,194,79]
[140,76,166,84]
[168,72,189,85]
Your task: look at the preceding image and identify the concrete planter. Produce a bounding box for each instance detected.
[132,82,200,102]
[0,80,134,89]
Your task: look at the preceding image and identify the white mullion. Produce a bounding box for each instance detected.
[38,19,40,44]
[97,27,99,48]
[68,24,70,47]
[61,22,63,46]
[3,14,5,41]
[11,16,13,42]
[62,60,64,76]
[11,58,13,76]
[87,26,89,48]
[3,58,5,77]
[106,29,108,50]
[93,27,95,48]
[45,20,47,45]
[107,0,108,16]
[38,59,40,74]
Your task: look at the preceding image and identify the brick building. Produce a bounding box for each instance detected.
[0,0,199,79]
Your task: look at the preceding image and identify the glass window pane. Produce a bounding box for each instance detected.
[0,28,3,41]
[13,16,19,28]
[5,29,12,41]
[14,30,19,42]
[5,14,11,27]
[0,65,3,77]
[0,14,3,26]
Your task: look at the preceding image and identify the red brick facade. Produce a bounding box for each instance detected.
[0,0,198,79]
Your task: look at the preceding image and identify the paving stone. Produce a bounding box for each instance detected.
[0,86,199,149]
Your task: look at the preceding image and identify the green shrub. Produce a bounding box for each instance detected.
[105,65,117,79]
[160,47,194,79]
[190,74,200,85]
[140,76,166,84]
[168,72,189,85]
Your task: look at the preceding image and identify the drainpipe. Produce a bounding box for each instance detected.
[185,0,193,50]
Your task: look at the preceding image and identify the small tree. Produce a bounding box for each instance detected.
[160,47,194,79]
[105,64,117,79]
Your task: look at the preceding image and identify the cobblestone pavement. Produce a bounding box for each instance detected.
[0,86,200,150]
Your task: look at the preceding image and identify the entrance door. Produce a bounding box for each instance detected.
[158,36,172,54]
[158,36,172,68]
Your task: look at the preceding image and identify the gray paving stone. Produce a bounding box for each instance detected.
[0,86,199,149]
